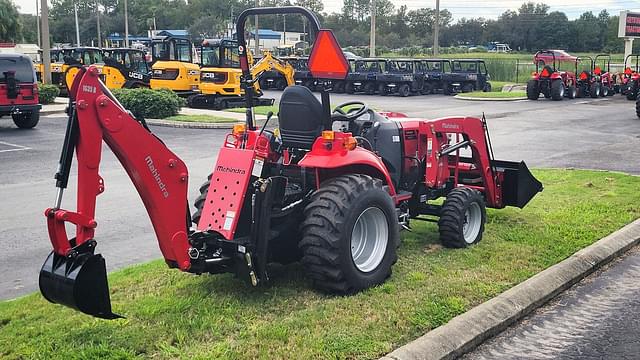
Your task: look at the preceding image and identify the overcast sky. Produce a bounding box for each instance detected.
[14,0,640,19]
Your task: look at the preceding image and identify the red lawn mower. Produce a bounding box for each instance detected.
[527,50,577,100]
[38,7,543,319]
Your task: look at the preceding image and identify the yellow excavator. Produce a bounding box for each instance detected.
[99,48,151,89]
[188,38,294,109]
[149,35,200,96]
[37,47,103,95]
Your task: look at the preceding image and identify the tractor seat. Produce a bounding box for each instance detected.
[278,85,324,150]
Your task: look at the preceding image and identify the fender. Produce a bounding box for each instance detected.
[298,133,396,196]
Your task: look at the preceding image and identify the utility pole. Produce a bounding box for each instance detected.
[41,0,51,84]
[74,2,80,46]
[36,0,41,47]
[254,0,260,55]
[283,15,286,46]
[96,0,102,48]
[369,0,376,57]
[124,0,129,47]
[434,0,440,56]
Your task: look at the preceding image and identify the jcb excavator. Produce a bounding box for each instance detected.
[149,35,200,96]
[188,38,295,109]
[37,47,103,95]
[38,6,541,320]
[99,48,151,89]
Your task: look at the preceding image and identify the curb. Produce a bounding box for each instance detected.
[145,118,241,129]
[454,95,527,101]
[41,109,66,116]
[382,218,640,360]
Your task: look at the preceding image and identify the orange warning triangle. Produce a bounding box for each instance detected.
[308,30,349,80]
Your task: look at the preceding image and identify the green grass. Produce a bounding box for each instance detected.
[1,169,639,359]
[461,91,527,99]
[227,105,279,116]
[165,115,240,123]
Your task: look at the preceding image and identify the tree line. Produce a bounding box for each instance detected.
[1,0,629,54]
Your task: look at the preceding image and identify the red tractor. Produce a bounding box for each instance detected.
[592,54,614,97]
[37,7,543,319]
[621,54,640,100]
[527,50,577,100]
[574,56,607,98]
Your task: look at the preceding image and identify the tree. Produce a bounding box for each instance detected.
[0,0,22,42]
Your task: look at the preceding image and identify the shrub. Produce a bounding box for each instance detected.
[111,88,186,119]
[38,83,60,105]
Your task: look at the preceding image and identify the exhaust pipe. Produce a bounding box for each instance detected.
[39,239,121,319]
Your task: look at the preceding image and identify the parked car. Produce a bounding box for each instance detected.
[0,53,41,129]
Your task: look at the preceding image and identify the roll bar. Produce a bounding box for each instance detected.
[235,6,322,130]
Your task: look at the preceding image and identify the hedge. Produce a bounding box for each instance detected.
[38,84,60,105]
[111,88,186,119]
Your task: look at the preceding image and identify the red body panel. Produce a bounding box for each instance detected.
[0,83,39,106]
[197,147,256,239]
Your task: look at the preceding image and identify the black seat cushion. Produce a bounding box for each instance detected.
[278,85,324,150]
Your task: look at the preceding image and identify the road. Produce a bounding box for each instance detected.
[0,92,639,300]
[464,246,640,360]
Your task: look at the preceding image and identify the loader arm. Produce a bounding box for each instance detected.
[45,66,192,270]
[251,52,296,87]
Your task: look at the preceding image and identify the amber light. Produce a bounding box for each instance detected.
[344,137,357,150]
[233,124,246,136]
[322,131,335,140]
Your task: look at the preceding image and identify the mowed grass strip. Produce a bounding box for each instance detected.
[1,169,639,360]
[165,115,240,123]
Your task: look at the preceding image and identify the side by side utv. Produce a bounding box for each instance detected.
[445,59,492,93]
[376,59,425,97]
[37,7,543,320]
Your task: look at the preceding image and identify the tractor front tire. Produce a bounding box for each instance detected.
[438,188,486,248]
[601,86,609,97]
[626,90,637,100]
[192,174,213,226]
[12,111,40,129]
[550,80,565,100]
[567,86,577,99]
[299,174,399,294]
[590,83,601,98]
[526,80,539,100]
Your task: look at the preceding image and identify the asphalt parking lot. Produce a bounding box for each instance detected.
[1,92,639,300]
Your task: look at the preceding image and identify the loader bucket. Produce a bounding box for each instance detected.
[39,248,120,319]
[492,160,543,208]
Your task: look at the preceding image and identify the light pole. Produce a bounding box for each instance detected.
[124,0,129,47]
[36,0,40,47]
[369,0,376,57]
[74,2,80,46]
[434,0,440,56]
[254,0,260,55]
[96,0,102,48]
[40,0,51,84]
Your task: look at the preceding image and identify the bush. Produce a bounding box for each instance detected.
[111,88,186,119]
[38,83,60,105]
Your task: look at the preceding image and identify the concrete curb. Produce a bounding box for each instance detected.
[145,118,241,129]
[382,218,640,360]
[454,95,528,101]
[41,108,66,116]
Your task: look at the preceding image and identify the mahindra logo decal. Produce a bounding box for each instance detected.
[145,155,169,198]
[441,123,460,130]
[216,165,246,175]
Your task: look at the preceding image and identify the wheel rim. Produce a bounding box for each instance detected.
[351,207,389,273]
[462,202,482,244]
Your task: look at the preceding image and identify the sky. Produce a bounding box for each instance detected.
[13,0,640,19]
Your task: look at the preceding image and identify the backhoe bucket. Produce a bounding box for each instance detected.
[39,246,120,319]
[492,160,543,208]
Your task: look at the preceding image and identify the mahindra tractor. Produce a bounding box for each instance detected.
[527,50,577,100]
[150,35,200,96]
[621,54,640,100]
[341,58,386,95]
[574,56,597,98]
[592,54,614,97]
[38,7,543,319]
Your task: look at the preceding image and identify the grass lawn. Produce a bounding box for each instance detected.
[461,91,527,99]
[165,115,240,123]
[228,105,279,116]
[1,169,639,359]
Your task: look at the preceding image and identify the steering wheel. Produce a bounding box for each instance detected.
[332,101,369,121]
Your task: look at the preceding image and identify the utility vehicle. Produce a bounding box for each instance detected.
[0,53,41,128]
[446,59,492,93]
[376,59,425,96]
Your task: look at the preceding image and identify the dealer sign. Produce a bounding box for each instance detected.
[619,11,640,38]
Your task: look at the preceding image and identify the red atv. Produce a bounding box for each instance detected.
[621,54,640,100]
[527,50,577,100]
[36,7,543,319]
[0,53,41,128]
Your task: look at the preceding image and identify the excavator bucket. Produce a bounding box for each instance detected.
[492,160,544,209]
[39,243,120,319]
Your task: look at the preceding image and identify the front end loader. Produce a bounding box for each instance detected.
[39,6,543,319]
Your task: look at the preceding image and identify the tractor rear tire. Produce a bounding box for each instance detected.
[12,111,40,129]
[626,90,637,100]
[550,80,564,100]
[299,174,399,294]
[590,83,601,98]
[438,188,486,248]
[600,86,609,97]
[526,80,539,100]
[567,86,577,99]
[192,174,213,225]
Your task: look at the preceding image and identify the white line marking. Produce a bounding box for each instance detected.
[0,140,31,153]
